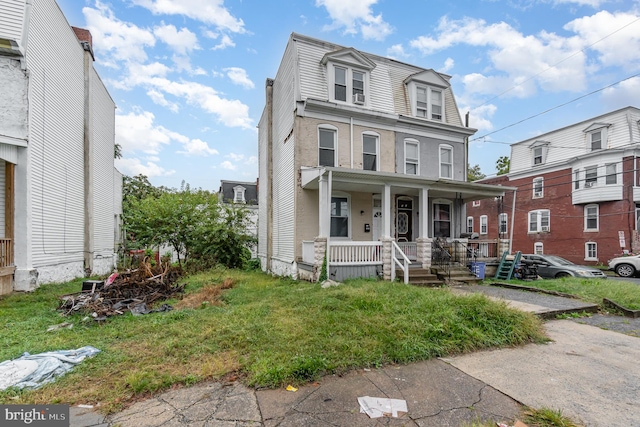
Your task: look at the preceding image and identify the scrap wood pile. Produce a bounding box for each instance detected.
[58,259,186,320]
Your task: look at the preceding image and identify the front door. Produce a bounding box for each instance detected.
[396,198,413,242]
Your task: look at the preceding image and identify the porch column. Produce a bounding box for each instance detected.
[417,188,431,269]
[318,172,330,237]
[382,184,391,238]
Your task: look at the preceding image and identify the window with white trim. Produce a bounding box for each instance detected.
[528,209,550,233]
[439,145,453,179]
[585,166,597,187]
[533,177,543,198]
[606,163,617,185]
[472,200,481,207]
[362,133,379,171]
[534,242,544,255]
[330,195,350,238]
[533,147,543,165]
[467,216,474,233]
[529,141,549,166]
[330,65,367,105]
[412,85,444,121]
[589,130,602,151]
[499,213,508,234]
[318,126,337,167]
[433,201,452,238]
[584,204,599,231]
[585,242,597,260]
[405,140,419,175]
[233,186,246,203]
[574,170,580,190]
[480,215,488,235]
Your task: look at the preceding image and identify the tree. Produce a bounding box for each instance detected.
[467,164,486,182]
[496,156,510,175]
[124,183,255,269]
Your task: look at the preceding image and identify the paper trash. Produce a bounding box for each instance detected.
[358,396,407,418]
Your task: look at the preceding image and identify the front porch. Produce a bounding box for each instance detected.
[299,167,513,284]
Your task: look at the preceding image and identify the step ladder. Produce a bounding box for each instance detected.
[494,251,521,280]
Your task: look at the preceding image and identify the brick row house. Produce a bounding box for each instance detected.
[258,33,511,282]
[468,106,640,265]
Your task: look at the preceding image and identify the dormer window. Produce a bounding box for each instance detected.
[529,140,549,166]
[321,48,375,107]
[583,122,610,152]
[233,186,246,203]
[405,70,450,122]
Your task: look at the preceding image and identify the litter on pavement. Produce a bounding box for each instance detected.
[0,346,100,391]
[357,396,407,418]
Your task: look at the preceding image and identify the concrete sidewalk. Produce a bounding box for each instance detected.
[70,285,639,427]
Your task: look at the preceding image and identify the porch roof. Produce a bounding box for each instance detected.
[300,167,516,202]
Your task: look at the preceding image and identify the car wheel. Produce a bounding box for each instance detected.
[555,272,571,278]
[615,263,636,278]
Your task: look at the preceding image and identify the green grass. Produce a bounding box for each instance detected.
[461,406,582,427]
[0,268,546,412]
[497,277,640,310]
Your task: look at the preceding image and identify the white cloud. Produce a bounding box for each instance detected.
[386,44,408,60]
[116,157,175,177]
[552,0,605,6]
[212,34,235,50]
[224,67,255,89]
[316,0,393,40]
[83,2,155,66]
[440,58,455,73]
[131,0,246,33]
[600,76,640,109]
[147,89,180,112]
[116,110,184,154]
[153,23,199,55]
[220,160,236,170]
[466,104,497,132]
[177,138,219,156]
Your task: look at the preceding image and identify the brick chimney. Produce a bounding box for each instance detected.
[72,26,94,60]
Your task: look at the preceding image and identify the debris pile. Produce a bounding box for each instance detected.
[59,259,185,321]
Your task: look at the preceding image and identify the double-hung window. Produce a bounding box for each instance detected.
[431,89,443,120]
[480,215,488,235]
[362,133,379,171]
[466,217,474,234]
[585,166,597,187]
[331,65,367,105]
[584,204,598,231]
[533,147,543,165]
[412,85,444,121]
[574,170,580,189]
[585,242,597,260]
[528,209,550,233]
[405,140,419,175]
[606,163,617,185]
[529,141,549,166]
[439,145,453,179]
[590,130,602,151]
[319,127,336,167]
[499,213,508,234]
[433,202,451,238]
[533,177,543,198]
[233,186,246,203]
[416,87,428,117]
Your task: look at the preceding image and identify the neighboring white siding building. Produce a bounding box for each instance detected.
[0,0,120,292]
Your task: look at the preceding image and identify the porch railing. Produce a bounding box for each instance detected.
[391,241,411,284]
[466,240,499,259]
[432,238,451,280]
[396,241,417,261]
[328,241,382,266]
[0,238,13,268]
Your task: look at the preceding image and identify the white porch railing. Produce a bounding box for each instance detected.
[328,241,382,266]
[391,241,411,284]
[302,240,315,264]
[396,241,417,261]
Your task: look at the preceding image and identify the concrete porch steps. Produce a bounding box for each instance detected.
[395,268,444,287]
[431,266,482,284]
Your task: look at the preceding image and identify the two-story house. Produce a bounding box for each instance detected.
[468,106,640,265]
[258,33,511,282]
[218,180,258,258]
[0,0,121,293]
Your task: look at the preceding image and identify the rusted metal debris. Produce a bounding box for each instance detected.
[58,259,185,320]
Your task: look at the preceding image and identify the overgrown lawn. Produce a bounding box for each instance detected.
[0,268,546,412]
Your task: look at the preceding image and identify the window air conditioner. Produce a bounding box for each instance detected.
[585,181,596,188]
[353,93,365,104]
[541,226,550,232]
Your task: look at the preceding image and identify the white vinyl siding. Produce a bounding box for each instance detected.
[91,67,117,258]
[28,0,86,267]
[0,160,4,239]
[258,111,269,258]
[0,0,25,44]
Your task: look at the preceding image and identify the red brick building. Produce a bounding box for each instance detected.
[467,106,640,265]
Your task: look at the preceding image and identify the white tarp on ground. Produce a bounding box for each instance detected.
[357,396,408,418]
[0,346,100,391]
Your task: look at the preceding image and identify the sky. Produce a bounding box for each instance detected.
[56,0,640,191]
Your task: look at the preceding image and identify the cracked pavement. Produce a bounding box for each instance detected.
[70,359,521,427]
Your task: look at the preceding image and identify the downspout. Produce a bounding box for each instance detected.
[509,189,516,254]
[266,79,274,272]
[326,170,333,280]
[350,117,354,169]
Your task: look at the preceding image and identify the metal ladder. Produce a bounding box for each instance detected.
[494,251,521,280]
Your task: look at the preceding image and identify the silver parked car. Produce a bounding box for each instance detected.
[607,254,640,277]
[520,254,607,279]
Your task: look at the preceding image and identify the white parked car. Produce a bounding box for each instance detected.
[608,254,640,277]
